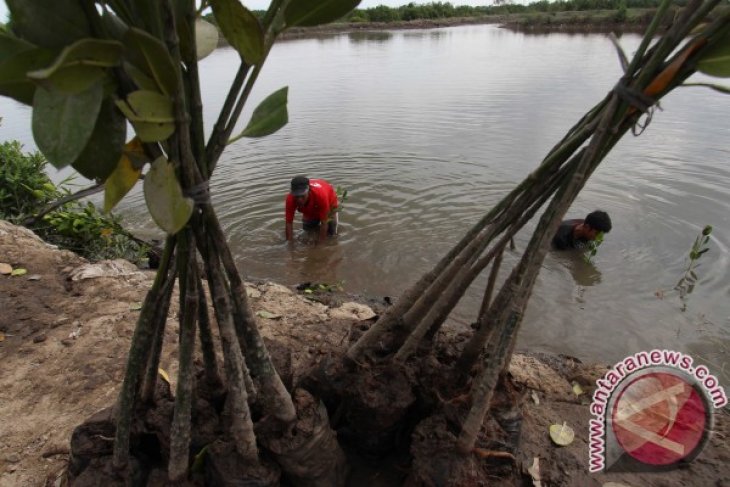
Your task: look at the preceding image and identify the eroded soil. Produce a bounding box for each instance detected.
[1,220,728,486]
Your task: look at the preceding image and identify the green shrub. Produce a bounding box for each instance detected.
[0,140,147,263]
[0,140,59,221]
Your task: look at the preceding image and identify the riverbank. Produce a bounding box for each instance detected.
[273,8,663,40]
[1,220,728,485]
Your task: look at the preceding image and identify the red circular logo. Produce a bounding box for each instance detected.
[611,371,709,466]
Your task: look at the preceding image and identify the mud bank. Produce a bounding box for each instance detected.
[1,220,728,486]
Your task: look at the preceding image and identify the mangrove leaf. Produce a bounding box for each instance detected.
[285,0,361,28]
[697,31,730,78]
[124,62,160,92]
[0,32,34,64]
[28,39,124,94]
[104,138,145,213]
[130,0,163,39]
[6,0,90,49]
[100,10,129,41]
[143,157,194,235]
[210,0,264,65]
[32,82,103,169]
[238,86,288,138]
[72,98,127,181]
[115,90,176,142]
[195,19,219,61]
[0,47,55,105]
[123,28,178,96]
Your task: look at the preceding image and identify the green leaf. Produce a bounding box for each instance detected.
[104,138,145,212]
[115,90,175,142]
[72,98,127,181]
[239,86,288,138]
[0,32,34,64]
[100,10,129,41]
[143,157,193,235]
[683,82,730,94]
[195,19,220,61]
[0,47,55,105]
[130,0,163,39]
[697,31,730,78]
[123,62,159,92]
[32,83,104,169]
[131,121,176,142]
[174,0,196,63]
[11,268,27,276]
[285,0,362,28]
[27,39,124,94]
[6,0,90,49]
[123,28,178,96]
[211,0,264,65]
[116,90,175,123]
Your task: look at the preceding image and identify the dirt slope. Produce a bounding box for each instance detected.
[1,220,728,486]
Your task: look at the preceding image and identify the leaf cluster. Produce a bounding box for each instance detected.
[583,231,604,263]
[0,140,57,221]
[1,0,362,236]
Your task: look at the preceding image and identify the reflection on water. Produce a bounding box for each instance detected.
[347,31,393,43]
[1,24,728,367]
[556,252,603,287]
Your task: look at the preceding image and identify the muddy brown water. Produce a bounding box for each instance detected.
[1,25,728,382]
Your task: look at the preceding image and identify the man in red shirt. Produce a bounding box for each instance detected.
[285,176,339,242]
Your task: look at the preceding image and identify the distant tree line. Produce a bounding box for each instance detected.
[344,0,687,23]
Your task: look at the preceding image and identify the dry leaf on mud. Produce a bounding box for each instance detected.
[256,310,281,319]
[0,263,12,274]
[129,303,143,310]
[549,422,574,446]
[158,368,170,384]
[27,274,42,281]
[527,457,542,487]
[11,268,27,276]
[572,382,584,396]
[0,331,5,342]
[531,390,540,405]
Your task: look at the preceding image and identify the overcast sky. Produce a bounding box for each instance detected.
[0,1,500,22]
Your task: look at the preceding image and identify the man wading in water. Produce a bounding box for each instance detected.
[552,210,612,250]
[285,176,339,243]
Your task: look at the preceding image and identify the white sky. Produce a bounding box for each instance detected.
[0,1,500,23]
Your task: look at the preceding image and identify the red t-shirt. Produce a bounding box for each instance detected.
[285,179,338,223]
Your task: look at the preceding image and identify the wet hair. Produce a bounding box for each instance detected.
[585,210,612,233]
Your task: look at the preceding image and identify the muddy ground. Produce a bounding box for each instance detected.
[1,219,728,486]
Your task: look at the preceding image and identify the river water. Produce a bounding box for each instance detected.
[2,24,728,378]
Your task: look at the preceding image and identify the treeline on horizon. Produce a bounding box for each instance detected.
[343,0,682,22]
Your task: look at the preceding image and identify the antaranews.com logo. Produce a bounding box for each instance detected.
[588,349,727,472]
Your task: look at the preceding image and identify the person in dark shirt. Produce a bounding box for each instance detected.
[552,210,612,250]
